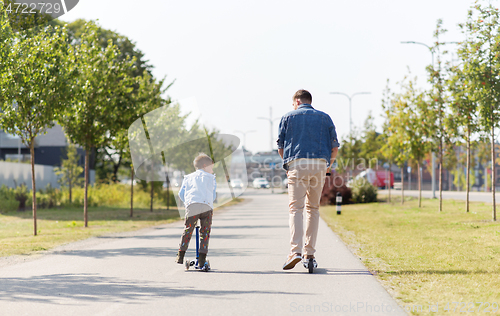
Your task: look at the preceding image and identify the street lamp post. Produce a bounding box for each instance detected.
[330,92,370,182]
[330,92,371,146]
[400,40,458,199]
[234,130,256,150]
[257,107,280,152]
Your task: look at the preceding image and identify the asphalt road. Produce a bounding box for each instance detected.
[379,189,500,203]
[0,189,406,316]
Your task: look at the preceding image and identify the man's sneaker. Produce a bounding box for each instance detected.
[175,250,185,264]
[283,253,302,270]
[302,257,318,269]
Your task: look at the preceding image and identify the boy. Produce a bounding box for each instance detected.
[175,153,217,268]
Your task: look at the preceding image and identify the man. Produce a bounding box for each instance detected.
[277,89,339,270]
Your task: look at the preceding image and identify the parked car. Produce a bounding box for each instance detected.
[348,168,394,189]
[253,177,270,189]
[231,178,244,189]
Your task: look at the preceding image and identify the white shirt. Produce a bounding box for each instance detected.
[178,169,217,210]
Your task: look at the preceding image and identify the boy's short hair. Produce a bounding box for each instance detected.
[193,153,214,169]
[293,89,312,104]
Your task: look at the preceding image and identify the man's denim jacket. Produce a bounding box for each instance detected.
[277,104,340,170]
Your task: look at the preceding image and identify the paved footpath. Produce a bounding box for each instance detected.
[0,189,406,316]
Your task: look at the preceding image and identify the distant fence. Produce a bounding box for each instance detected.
[0,162,95,190]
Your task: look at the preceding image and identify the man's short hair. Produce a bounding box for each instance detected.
[193,153,214,169]
[293,89,312,104]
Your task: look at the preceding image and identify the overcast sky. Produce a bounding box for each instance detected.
[61,0,475,153]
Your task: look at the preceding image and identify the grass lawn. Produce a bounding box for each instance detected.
[0,206,180,257]
[320,195,500,316]
[0,198,242,257]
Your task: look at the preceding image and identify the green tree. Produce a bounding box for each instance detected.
[59,21,137,227]
[382,81,408,204]
[337,128,362,177]
[57,19,165,185]
[447,60,479,212]
[98,72,171,183]
[64,19,153,78]
[54,144,84,204]
[476,137,491,191]
[427,20,452,212]
[359,111,384,168]
[458,1,500,221]
[395,76,433,208]
[0,22,72,236]
[442,140,458,191]
[0,4,12,77]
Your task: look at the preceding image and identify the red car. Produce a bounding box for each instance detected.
[351,168,394,189]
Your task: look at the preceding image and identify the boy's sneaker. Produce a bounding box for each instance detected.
[283,253,302,270]
[198,253,207,268]
[302,256,318,269]
[175,250,185,264]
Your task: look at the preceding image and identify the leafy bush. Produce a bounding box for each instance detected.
[63,183,176,208]
[14,184,29,211]
[351,179,378,203]
[321,174,352,205]
[36,184,63,208]
[0,185,20,212]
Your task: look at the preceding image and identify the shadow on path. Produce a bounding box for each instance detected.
[53,247,173,259]
[0,274,307,304]
[54,247,253,259]
[212,268,373,276]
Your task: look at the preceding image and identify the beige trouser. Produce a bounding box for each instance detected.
[287,163,327,256]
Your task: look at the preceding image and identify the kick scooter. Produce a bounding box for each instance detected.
[184,226,211,272]
[303,258,316,273]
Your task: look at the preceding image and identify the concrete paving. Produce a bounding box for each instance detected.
[0,189,407,316]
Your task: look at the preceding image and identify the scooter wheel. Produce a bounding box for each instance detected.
[185,260,190,270]
[308,259,314,274]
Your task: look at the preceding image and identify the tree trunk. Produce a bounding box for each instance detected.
[388,163,391,203]
[439,139,443,212]
[448,168,452,191]
[401,167,404,205]
[466,128,471,213]
[30,142,37,236]
[130,167,134,217]
[491,126,497,221]
[456,150,460,192]
[418,161,421,208]
[150,181,154,212]
[69,169,72,204]
[84,149,89,227]
[166,165,170,211]
[112,154,122,183]
[409,168,411,191]
[485,166,488,192]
